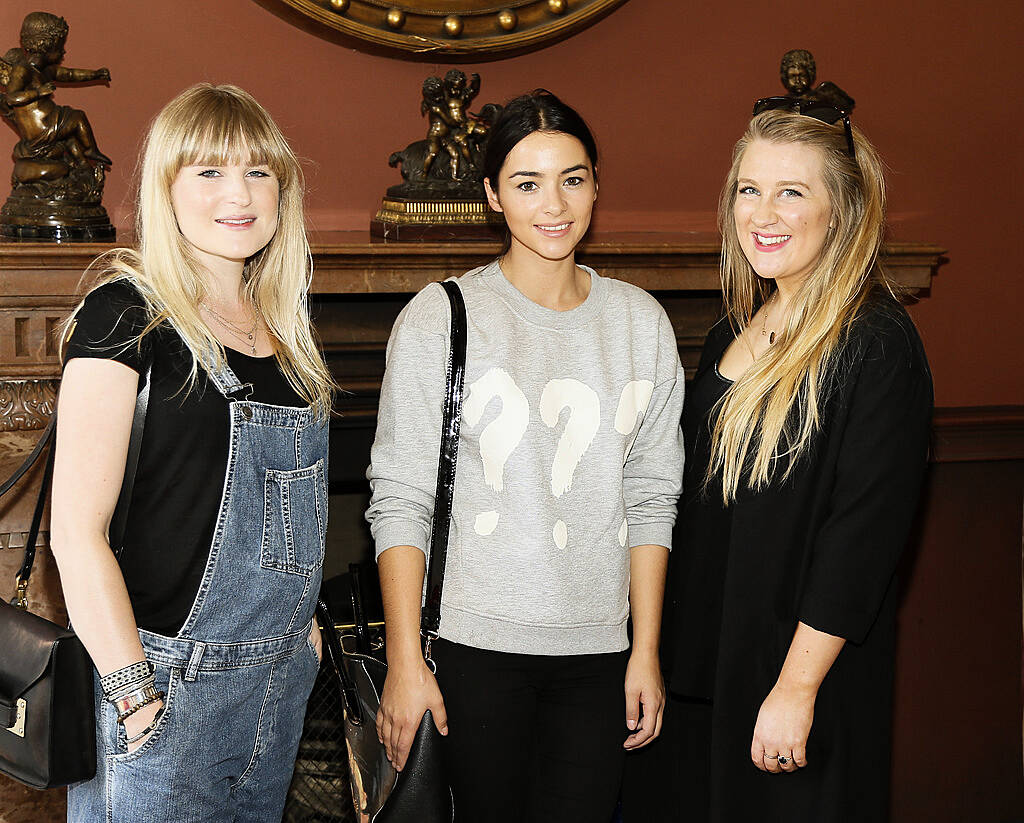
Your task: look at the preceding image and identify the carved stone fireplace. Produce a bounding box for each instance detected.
[0,232,946,818]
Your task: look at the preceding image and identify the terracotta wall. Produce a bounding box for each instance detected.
[1,0,1022,407]
[1,3,1022,821]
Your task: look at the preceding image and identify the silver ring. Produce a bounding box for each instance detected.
[778,755,790,766]
[764,753,779,760]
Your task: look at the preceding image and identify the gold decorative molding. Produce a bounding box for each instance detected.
[267,0,628,55]
[0,379,58,431]
[374,197,504,226]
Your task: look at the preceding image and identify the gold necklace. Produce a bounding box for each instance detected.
[202,301,260,355]
[760,291,779,346]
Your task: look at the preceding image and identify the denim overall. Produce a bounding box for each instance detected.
[69,359,328,823]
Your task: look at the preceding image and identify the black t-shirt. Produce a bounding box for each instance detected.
[63,280,305,635]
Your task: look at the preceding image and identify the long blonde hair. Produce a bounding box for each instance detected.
[69,83,334,418]
[710,109,892,502]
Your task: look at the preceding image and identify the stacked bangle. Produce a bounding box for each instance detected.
[108,675,156,703]
[101,660,155,701]
[115,684,165,724]
[124,707,165,745]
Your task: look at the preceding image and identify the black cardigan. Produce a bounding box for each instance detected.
[663,293,933,820]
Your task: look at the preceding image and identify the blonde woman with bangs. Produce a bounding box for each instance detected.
[53,84,333,822]
[635,108,932,821]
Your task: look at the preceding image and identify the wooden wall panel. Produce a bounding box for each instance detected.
[891,459,1024,820]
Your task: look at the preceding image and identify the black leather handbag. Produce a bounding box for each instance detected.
[0,365,150,789]
[319,279,466,823]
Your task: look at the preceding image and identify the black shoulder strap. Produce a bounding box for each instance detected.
[9,362,152,604]
[420,280,467,643]
[0,414,54,500]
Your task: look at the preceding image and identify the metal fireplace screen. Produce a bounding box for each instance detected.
[284,656,356,822]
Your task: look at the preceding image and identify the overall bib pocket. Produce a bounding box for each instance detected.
[261,459,326,575]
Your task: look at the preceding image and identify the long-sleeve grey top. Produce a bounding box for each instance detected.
[366,260,684,655]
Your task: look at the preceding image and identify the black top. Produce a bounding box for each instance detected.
[662,344,734,696]
[662,293,933,820]
[63,281,304,635]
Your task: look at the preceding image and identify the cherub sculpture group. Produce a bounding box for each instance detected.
[387,69,502,198]
[1,12,114,240]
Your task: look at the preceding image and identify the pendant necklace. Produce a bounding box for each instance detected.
[760,292,779,346]
[202,301,260,356]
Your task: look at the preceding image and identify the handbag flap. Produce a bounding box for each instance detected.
[0,600,73,712]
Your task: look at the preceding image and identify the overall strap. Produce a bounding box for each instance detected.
[202,349,252,400]
[421,280,467,654]
[8,363,152,607]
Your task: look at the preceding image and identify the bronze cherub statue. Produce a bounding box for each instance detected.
[388,69,499,195]
[373,69,504,240]
[0,12,115,240]
[778,49,855,113]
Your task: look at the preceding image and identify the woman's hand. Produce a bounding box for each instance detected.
[376,657,447,771]
[751,621,845,773]
[750,681,815,773]
[623,649,665,750]
[123,698,164,753]
[309,621,322,664]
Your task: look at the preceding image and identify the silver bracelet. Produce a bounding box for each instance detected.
[124,706,164,745]
[114,685,163,723]
[107,672,157,702]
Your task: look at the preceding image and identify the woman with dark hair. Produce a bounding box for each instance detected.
[366,91,684,822]
[631,107,932,821]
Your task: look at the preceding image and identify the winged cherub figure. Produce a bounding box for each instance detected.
[1,12,111,185]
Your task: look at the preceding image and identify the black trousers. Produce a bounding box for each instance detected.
[620,694,712,821]
[431,638,629,823]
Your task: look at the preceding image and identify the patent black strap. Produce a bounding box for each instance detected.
[421,280,467,642]
[9,363,151,597]
[349,562,371,656]
[316,597,363,724]
[0,414,54,500]
[19,425,56,596]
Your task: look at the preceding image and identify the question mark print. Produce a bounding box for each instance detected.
[474,511,500,536]
[463,367,530,535]
[541,379,600,549]
[614,380,655,454]
[540,379,601,497]
[554,520,568,550]
[614,381,653,548]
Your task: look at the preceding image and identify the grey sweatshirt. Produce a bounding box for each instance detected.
[366,260,684,655]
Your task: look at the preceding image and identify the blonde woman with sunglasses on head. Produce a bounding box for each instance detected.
[54,84,333,822]
[634,106,932,822]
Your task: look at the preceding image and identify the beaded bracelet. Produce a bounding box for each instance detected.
[124,706,165,745]
[101,660,153,698]
[115,686,164,724]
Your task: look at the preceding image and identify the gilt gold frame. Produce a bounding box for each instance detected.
[270,0,628,55]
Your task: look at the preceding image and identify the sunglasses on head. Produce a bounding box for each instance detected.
[753,96,856,159]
